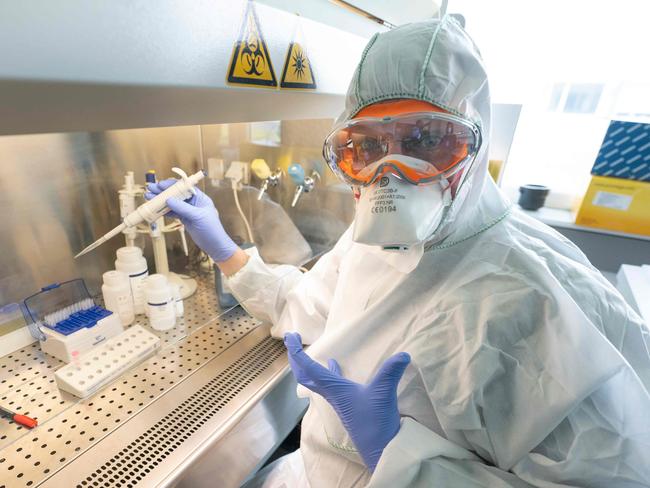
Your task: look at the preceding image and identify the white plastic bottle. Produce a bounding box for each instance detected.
[144,274,176,331]
[170,282,184,318]
[101,270,135,326]
[115,246,148,315]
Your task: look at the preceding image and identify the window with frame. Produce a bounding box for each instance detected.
[451,0,650,209]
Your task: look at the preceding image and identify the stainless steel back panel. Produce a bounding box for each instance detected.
[0,126,201,306]
[0,119,352,307]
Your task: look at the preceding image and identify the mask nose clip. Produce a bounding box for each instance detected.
[369,164,401,186]
[360,156,427,187]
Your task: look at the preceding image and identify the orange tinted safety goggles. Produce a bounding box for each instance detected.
[323,105,481,186]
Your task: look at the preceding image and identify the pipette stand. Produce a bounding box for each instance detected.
[152,223,197,299]
[119,171,198,299]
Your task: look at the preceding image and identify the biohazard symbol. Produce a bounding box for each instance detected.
[280,42,316,90]
[227,1,277,88]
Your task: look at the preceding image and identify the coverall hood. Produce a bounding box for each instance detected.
[337,16,502,256]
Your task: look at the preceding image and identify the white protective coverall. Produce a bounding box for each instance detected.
[232,16,650,488]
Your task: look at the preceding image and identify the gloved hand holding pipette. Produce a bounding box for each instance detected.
[75,168,205,258]
[145,180,238,263]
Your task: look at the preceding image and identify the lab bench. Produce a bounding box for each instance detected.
[0,274,306,488]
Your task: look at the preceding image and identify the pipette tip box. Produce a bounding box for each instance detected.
[22,279,124,363]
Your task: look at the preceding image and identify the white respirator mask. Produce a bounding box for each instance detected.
[352,156,452,251]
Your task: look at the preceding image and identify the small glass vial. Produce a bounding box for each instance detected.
[144,274,176,331]
[101,270,135,326]
[115,246,149,315]
[170,282,184,318]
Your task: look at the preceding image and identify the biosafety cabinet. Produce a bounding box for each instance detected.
[0,1,411,486]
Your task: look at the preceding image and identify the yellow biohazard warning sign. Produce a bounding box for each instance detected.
[280,41,316,90]
[227,1,277,88]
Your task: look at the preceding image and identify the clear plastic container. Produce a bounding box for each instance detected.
[21,279,124,362]
[23,279,94,334]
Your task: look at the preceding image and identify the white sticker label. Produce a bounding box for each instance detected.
[592,191,633,211]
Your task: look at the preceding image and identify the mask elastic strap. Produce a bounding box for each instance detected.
[421,168,471,249]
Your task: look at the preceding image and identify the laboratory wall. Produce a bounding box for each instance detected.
[0,120,354,307]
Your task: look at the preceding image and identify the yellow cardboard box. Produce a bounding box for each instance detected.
[576,176,650,236]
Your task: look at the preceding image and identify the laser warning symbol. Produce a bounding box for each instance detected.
[280,42,316,90]
[227,1,277,88]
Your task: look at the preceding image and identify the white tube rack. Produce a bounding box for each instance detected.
[54,325,160,398]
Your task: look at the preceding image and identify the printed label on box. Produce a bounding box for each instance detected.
[592,191,633,211]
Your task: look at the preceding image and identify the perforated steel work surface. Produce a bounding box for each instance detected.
[43,330,288,488]
[0,273,278,488]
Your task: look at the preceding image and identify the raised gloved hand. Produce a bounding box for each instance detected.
[146,179,238,262]
[283,332,411,472]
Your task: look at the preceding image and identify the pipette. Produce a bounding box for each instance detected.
[75,168,205,259]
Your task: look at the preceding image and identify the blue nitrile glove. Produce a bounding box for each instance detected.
[146,179,238,262]
[283,332,411,472]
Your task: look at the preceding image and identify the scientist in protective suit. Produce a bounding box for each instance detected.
[147,16,650,488]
